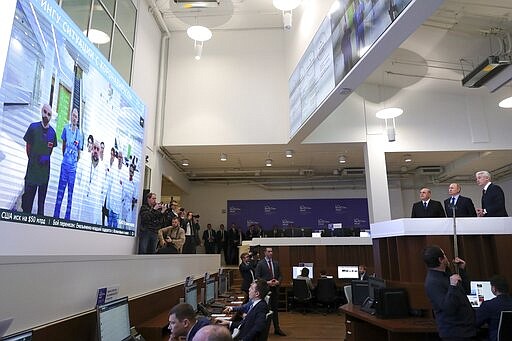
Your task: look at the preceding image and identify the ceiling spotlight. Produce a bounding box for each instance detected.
[187,25,212,60]
[265,158,273,167]
[498,96,512,108]
[338,155,347,164]
[83,29,110,45]
[220,153,227,161]
[273,0,301,30]
[285,150,294,158]
[181,159,189,166]
[403,154,412,163]
[376,107,404,142]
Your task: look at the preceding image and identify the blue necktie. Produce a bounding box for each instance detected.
[451,197,455,206]
[423,202,427,209]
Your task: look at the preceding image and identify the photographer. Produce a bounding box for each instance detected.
[138,192,167,254]
[239,252,256,302]
[181,211,200,254]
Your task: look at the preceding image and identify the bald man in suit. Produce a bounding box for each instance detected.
[411,188,446,218]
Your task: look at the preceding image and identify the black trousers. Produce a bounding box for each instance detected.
[269,286,280,330]
[22,182,48,215]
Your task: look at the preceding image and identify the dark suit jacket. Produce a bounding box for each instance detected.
[482,183,508,217]
[239,261,255,292]
[231,299,269,341]
[187,317,210,341]
[444,196,477,217]
[411,200,446,218]
[255,258,282,282]
[475,294,512,341]
[215,229,227,249]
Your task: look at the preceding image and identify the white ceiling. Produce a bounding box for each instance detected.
[155,0,512,192]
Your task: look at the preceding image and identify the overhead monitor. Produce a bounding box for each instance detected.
[185,284,198,312]
[0,331,32,341]
[337,265,359,279]
[292,266,313,279]
[470,281,496,302]
[96,297,131,341]
[205,278,215,305]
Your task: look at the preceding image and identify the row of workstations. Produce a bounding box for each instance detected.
[0,270,234,341]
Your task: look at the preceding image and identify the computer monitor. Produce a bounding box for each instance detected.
[96,297,131,341]
[185,284,198,312]
[368,277,386,300]
[292,266,313,279]
[351,280,369,305]
[337,265,359,279]
[205,278,215,305]
[470,281,496,301]
[0,331,32,341]
[219,274,227,295]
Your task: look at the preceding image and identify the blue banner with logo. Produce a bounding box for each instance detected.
[227,198,369,231]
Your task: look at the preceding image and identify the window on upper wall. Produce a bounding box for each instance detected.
[59,0,137,84]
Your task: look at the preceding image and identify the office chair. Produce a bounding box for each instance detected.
[497,310,512,341]
[344,285,352,304]
[257,310,273,341]
[292,279,312,314]
[316,278,338,314]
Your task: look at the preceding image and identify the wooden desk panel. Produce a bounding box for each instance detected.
[341,304,438,341]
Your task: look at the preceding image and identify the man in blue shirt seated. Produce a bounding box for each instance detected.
[476,275,512,341]
[423,245,476,341]
[216,279,270,341]
[168,303,210,341]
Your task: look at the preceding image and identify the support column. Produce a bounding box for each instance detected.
[364,135,391,223]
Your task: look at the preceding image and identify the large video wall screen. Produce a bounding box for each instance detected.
[289,0,411,137]
[0,0,145,236]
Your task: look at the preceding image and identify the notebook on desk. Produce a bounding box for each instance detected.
[467,294,482,308]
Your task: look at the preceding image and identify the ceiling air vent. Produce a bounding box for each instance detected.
[174,0,220,8]
[416,166,443,175]
[342,168,365,176]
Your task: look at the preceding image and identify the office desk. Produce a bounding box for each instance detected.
[340,304,439,341]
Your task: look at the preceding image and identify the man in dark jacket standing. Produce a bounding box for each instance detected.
[138,192,164,254]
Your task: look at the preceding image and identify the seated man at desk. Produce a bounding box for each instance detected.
[476,275,512,341]
[192,324,232,341]
[296,267,314,298]
[216,279,269,341]
[168,303,210,341]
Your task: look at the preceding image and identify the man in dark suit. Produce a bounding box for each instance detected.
[217,279,270,341]
[239,252,256,300]
[411,188,446,218]
[168,303,210,341]
[202,223,216,254]
[475,171,508,217]
[255,247,286,336]
[216,224,228,264]
[476,275,512,341]
[444,183,477,217]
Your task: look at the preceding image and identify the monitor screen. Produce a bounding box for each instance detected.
[185,284,198,312]
[368,277,386,300]
[351,280,369,305]
[292,266,313,279]
[470,281,496,301]
[337,265,359,279]
[219,274,227,294]
[205,278,215,305]
[312,231,322,238]
[0,331,32,341]
[97,297,131,341]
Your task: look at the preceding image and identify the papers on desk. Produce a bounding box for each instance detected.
[467,295,481,308]
[211,314,227,317]
[230,301,243,304]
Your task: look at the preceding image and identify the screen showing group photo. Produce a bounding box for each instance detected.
[0,0,145,236]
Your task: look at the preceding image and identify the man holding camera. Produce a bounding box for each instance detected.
[181,211,200,254]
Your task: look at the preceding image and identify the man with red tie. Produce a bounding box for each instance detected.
[255,247,286,336]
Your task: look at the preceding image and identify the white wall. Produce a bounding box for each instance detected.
[164,29,289,146]
[0,255,220,335]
